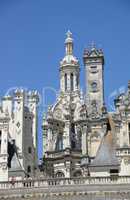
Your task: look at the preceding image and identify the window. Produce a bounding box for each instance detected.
[91,82,97,92]
[91,66,97,69]
[31,127,33,134]
[27,166,31,173]
[55,171,65,178]
[73,170,82,177]
[128,123,130,144]
[70,73,74,91]
[65,74,67,91]
[90,66,98,73]
[71,123,76,149]
[0,131,1,154]
[56,134,63,151]
[28,147,32,154]
[76,75,79,88]
[110,169,119,175]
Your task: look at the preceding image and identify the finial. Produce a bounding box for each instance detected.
[66,30,72,39]
[65,30,73,55]
[91,41,96,50]
[65,30,73,44]
[128,80,130,90]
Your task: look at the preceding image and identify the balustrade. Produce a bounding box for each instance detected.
[0,176,130,190]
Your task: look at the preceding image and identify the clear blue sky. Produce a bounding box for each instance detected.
[0,0,130,157]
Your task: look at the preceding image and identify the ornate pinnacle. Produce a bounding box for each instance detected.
[128,80,130,90]
[65,30,73,44]
[91,41,96,50]
[65,30,73,55]
[66,30,72,39]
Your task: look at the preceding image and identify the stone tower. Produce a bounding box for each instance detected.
[42,31,85,178]
[83,45,104,116]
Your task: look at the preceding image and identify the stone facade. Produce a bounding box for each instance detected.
[0,31,130,199]
[0,89,39,181]
[42,31,130,179]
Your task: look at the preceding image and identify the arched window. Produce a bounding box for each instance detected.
[70,73,74,91]
[56,134,63,151]
[91,82,97,92]
[73,170,82,177]
[65,74,67,91]
[55,171,65,178]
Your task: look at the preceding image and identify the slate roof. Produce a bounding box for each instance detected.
[90,130,119,168]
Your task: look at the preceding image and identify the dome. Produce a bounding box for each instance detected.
[60,31,79,67]
[60,54,79,67]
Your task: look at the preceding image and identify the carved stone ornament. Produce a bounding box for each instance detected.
[16,130,21,135]
[16,122,20,128]
[124,157,129,165]
[54,109,62,119]
[0,163,7,170]
[91,100,98,117]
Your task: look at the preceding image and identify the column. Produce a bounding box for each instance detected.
[47,126,53,151]
[82,125,88,155]
[63,121,71,149]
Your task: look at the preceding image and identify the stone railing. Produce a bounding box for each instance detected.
[46,149,82,159]
[0,176,130,190]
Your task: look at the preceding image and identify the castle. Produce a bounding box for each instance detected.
[42,31,130,178]
[0,31,130,199]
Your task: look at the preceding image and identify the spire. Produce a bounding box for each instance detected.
[65,30,73,55]
[91,41,96,51]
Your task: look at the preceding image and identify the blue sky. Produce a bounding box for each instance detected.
[0,0,130,157]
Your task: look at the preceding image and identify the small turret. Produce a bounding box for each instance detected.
[59,31,80,93]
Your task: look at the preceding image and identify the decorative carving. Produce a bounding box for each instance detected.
[54,109,62,120]
[91,100,98,117]
[124,158,129,165]
[16,122,20,128]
